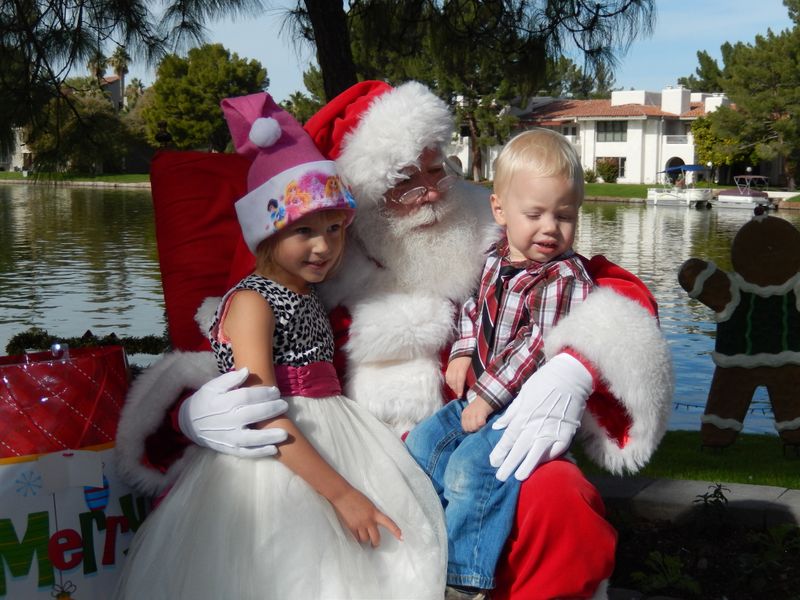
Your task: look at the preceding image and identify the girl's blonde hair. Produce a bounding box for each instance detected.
[493,128,584,204]
[254,209,349,276]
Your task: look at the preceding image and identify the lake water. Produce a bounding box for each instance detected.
[0,184,164,351]
[2,183,799,435]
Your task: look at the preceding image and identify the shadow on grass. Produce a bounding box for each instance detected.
[576,430,800,489]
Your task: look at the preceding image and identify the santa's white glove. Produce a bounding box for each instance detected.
[178,368,289,458]
[489,353,593,482]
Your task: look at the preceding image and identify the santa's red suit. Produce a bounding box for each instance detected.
[116,81,673,599]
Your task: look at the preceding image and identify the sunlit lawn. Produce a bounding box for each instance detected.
[585,182,651,199]
[0,171,149,183]
[575,430,800,489]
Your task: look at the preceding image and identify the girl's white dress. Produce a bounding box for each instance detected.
[115,275,447,599]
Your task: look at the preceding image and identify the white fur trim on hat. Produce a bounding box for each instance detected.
[235,159,355,254]
[337,81,454,203]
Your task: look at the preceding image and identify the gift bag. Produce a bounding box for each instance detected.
[0,346,150,599]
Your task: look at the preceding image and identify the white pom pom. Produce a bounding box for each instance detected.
[249,117,282,147]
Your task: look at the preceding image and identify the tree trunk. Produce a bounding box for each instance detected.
[303,0,358,101]
[468,115,482,181]
[784,156,797,191]
[470,139,482,181]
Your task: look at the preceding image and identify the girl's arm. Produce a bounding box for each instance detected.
[223,290,402,547]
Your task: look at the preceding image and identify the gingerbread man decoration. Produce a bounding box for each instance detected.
[678,207,800,448]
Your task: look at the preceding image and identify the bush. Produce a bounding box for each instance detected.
[584,168,598,183]
[596,158,619,183]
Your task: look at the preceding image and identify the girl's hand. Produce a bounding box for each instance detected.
[461,396,494,433]
[330,487,402,547]
[445,356,472,397]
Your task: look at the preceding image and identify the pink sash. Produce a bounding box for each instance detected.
[273,362,342,398]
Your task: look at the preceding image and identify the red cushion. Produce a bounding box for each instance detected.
[226,235,257,291]
[149,151,250,351]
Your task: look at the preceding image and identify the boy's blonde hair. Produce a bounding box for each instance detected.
[255,209,349,275]
[493,128,584,204]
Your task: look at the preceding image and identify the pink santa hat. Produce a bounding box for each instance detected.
[304,80,455,203]
[221,92,356,254]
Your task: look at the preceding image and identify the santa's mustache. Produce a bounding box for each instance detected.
[375,196,458,235]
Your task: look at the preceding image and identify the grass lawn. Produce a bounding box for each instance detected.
[575,430,800,489]
[583,182,732,199]
[584,182,651,199]
[65,173,150,183]
[0,171,149,183]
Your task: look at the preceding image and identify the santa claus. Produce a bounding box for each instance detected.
[116,81,673,599]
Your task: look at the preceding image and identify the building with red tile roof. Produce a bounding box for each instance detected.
[449,86,730,185]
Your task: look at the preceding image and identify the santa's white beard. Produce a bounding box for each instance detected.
[352,194,487,302]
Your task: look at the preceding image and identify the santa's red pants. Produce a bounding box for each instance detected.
[493,459,616,599]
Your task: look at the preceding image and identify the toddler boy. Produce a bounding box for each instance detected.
[406,128,595,596]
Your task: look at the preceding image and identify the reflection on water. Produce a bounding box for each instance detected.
[0,184,164,355]
[576,203,800,435]
[2,185,799,434]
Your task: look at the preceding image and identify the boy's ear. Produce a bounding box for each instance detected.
[490,194,507,226]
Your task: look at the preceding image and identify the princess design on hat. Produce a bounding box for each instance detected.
[267,198,286,228]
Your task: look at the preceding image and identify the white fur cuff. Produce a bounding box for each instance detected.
[544,288,674,474]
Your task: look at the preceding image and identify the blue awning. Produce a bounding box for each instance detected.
[659,164,710,173]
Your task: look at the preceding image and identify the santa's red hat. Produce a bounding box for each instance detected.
[305,80,454,203]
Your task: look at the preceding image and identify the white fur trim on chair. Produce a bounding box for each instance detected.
[544,288,674,474]
[115,351,219,495]
[195,296,221,336]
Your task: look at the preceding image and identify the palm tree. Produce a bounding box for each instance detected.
[109,46,131,108]
[125,77,145,109]
[87,48,107,85]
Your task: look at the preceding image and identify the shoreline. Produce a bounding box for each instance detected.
[3,179,799,209]
[585,194,800,210]
[0,178,151,189]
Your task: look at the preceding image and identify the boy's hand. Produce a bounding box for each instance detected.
[461,396,494,433]
[330,487,403,547]
[445,356,472,397]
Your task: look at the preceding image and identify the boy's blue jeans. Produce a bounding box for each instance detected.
[405,399,521,590]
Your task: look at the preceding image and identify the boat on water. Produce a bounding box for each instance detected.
[716,175,778,210]
[646,164,714,208]
[646,186,715,208]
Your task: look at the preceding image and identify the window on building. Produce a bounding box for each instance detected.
[562,125,578,137]
[596,121,627,142]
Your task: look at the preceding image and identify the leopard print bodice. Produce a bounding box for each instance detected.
[209,274,334,373]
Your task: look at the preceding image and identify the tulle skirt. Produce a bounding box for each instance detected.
[115,394,447,599]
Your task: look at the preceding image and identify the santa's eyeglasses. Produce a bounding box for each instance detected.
[384,158,461,205]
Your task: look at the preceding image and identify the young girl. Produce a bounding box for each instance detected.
[115,93,446,599]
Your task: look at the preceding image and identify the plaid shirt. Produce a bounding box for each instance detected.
[450,239,594,410]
